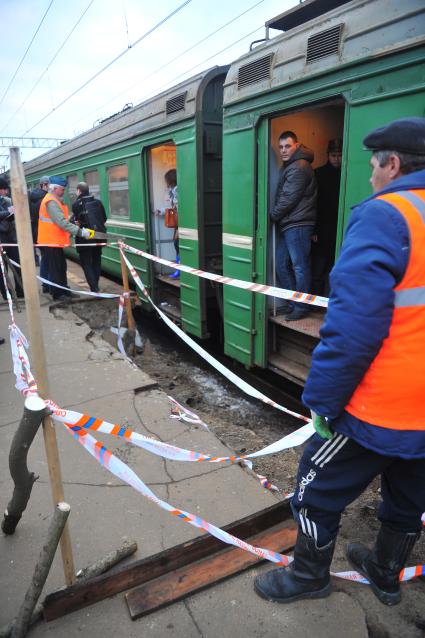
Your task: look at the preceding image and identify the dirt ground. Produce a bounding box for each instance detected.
[67,297,425,638]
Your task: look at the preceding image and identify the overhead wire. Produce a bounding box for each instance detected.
[0,0,55,108]
[71,0,265,130]
[0,0,95,136]
[22,0,193,136]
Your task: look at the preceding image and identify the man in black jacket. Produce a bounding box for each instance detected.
[311,140,342,296]
[270,131,317,321]
[71,182,107,292]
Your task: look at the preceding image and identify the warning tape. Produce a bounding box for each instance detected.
[0,249,39,397]
[3,246,423,584]
[120,241,329,308]
[119,248,309,423]
[46,399,424,584]
[0,242,111,248]
[46,401,314,465]
[6,256,121,299]
[168,397,279,491]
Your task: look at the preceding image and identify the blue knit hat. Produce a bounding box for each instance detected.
[49,175,67,187]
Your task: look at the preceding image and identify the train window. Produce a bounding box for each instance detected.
[84,170,100,198]
[107,164,129,218]
[67,174,78,204]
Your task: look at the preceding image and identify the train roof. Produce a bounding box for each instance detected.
[224,0,425,105]
[24,65,228,176]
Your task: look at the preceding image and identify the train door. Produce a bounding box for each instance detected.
[257,99,346,384]
[145,142,181,319]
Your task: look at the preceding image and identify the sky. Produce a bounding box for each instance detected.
[0,0,299,169]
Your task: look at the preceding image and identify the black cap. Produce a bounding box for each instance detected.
[327,138,343,153]
[0,177,9,189]
[363,117,425,155]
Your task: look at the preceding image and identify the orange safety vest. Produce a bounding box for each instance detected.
[346,189,425,430]
[37,193,70,247]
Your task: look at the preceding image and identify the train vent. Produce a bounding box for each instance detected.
[238,54,273,89]
[166,92,187,115]
[306,23,343,64]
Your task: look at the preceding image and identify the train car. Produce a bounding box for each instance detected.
[221,0,425,384]
[24,66,228,339]
[23,0,424,386]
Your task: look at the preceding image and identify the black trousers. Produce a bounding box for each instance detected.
[44,247,70,299]
[291,433,425,547]
[78,247,102,292]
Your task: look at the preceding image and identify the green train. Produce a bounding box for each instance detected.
[24,0,425,385]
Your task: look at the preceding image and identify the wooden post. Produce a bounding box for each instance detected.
[119,249,135,330]
[9,147,75,586]
[11,502,71,638]
[119,248,136,357]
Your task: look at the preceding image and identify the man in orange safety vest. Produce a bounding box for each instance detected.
[255,117,425,607]
[38,175,94,300]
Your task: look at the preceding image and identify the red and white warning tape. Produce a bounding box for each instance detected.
[119,248,309,423]
[120,241,329,308]
[3,246,424,586]
[45,400,425,583]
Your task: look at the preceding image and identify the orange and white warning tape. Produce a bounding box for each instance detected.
[119,248,309,423]
[120,241,329,308]
[46,399,424,584]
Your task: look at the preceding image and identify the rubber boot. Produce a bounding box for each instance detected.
[346,525,420,606]
[169,255,180,279]
[254,532,336,603]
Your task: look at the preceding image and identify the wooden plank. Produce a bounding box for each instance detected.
[126,522,297,619]
[43,500,292,621]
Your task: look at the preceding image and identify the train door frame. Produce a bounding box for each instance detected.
[254,96,347,380]
[142,140,181,320]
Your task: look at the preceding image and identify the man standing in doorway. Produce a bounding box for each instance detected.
[71,182,107,293]
[270,131,317,321]
[312,139,343,296]
[38,176,94,300]
[255,117,425,607]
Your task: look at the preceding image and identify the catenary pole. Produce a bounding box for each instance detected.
[9,147,75,585]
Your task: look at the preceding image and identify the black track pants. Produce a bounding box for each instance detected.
[291,433,425,546]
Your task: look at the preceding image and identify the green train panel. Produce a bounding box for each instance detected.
[222,0,425,383]
[24,66,228,338]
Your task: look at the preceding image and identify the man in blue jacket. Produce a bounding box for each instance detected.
[255,117,425,607]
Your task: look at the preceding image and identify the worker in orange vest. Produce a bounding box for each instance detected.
[255,118,425,607]
[38,175,94,300]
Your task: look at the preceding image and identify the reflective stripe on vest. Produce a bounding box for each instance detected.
[346,189,425,431]
[37,194,70,246]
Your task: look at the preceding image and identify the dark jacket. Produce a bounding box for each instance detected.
[302,168,425,459]
[0,195,15,241]
[28,188,46,227]
[270,145,317,232]
[314,161,341,250]
[71,194,107,250]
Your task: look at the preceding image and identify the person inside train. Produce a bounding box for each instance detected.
[71,182,107,293]
[156,168,179,279]
[311,139,343,296]
[255,117,425,607]
[270,131,317,321]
